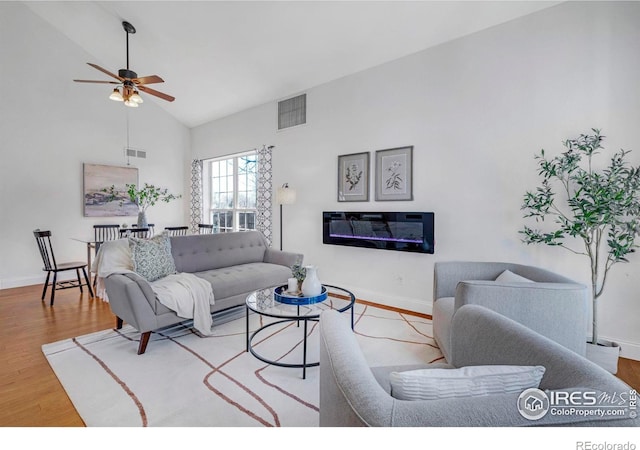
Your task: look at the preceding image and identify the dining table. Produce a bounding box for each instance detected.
[70,238,98,285]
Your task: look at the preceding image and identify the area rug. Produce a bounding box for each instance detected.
[42,300,442,427]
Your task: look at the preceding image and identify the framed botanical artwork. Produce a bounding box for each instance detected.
[83,163,138,217]
[337,152,370,202]
[375,146,413,201]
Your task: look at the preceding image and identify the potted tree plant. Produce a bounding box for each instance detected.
[105,183,181,227]
[520,129,640,373]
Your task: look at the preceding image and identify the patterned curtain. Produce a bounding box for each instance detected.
[190,159,203,234]
[256,145,273,246]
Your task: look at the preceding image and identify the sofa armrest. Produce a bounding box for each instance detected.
[263,248,303,268]
[104,273,159,333]
[454,280,588,355]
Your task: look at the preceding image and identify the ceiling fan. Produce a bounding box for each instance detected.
[73,20,175,107]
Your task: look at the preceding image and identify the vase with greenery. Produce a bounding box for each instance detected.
[105,183,181,227]
[291,263,306,291]
[520,129,640,352]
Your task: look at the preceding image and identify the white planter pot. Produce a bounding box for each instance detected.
[585,340,621,374]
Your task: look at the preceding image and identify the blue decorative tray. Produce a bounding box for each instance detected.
[274,285,328,305]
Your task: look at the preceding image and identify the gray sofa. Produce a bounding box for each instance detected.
[433,261,589,361]
[104,230,303,354]
[319,305,639,427]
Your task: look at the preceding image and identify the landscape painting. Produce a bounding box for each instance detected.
[83,163,138,217]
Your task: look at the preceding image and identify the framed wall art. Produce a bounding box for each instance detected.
[337,152,369,202]
[375,146,413,201]
[83,163,138,217]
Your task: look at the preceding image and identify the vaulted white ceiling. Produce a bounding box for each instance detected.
[26,1,560,128]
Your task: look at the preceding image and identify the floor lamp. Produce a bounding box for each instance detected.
[276,183,296,251]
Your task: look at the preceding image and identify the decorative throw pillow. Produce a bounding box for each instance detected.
[495,269,534,283]
[129,232,176,282]
[389,365,545,401]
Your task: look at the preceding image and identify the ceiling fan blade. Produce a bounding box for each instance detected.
[87,63,124,81]
[133,75,164,85]
[138,85,175,102]
[74,79,120,84]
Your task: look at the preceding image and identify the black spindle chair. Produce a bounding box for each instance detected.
[119,227,151,238]
[198,224,214,234]
[33,229,94,306]
[129,223,154,237]
[93,224,120,253]
[92,224,120,286]
[165,226,189,236]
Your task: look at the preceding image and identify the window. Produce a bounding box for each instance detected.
[203,151,257,233]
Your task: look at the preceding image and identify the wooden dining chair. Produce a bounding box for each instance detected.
[165,226,189,236]
[33,230,94,306]
[198,224,214,234]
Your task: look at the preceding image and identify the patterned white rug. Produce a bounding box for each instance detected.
[42,300,441,427]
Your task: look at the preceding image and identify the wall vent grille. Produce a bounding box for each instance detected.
[278,94,306,130]
[124,147,147,159]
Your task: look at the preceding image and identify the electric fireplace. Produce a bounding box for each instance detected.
[322,211,434,254]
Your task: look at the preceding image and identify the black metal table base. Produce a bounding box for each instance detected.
[246,310,319,379]
[245,285,355,380]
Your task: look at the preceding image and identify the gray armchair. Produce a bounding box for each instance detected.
[319,305,639,427]
[433,261,589,361]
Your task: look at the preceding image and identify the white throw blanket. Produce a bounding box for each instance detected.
[93,239,216,335]
[149,273,215,336]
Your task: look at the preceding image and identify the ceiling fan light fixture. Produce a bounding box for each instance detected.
[130,91,143,104]
[74,20,174,107]
[109,88,124,102]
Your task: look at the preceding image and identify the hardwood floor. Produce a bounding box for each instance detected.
[1,284,639,426]
[0,285,115,426]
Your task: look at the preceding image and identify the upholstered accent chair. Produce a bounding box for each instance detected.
[318,305,639,427]
[432,261,589,361]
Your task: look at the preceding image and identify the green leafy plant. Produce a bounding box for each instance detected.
[521,129,640,345]
[104,183,181,212]
[291,264,306,283]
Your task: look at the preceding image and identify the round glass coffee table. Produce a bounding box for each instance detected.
[245,284,355,379]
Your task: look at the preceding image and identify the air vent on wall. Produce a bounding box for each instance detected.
[124,147,147,159]
[278,94,306,130]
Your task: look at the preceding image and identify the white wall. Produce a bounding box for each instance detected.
[0,2,190,288]
[192,2,640,359]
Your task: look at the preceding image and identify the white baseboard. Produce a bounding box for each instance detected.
[352,287,432,316]
[0,273,78,290]
[353,287,640,363]
[599,336,640,362]
[4,276,638,362]
[0,275,43,290]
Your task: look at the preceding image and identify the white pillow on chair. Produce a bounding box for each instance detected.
[495,270,534,283]
[389,365,545,401]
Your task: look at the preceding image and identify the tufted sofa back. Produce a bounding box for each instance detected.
[170,231,268,273]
